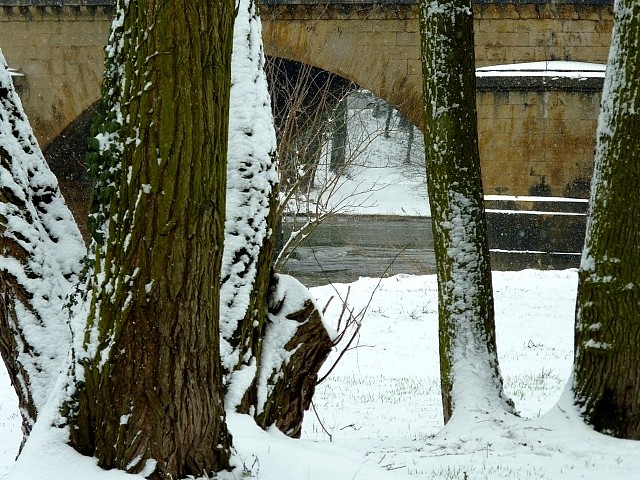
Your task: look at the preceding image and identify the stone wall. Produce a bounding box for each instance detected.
[260,1,613,127]
[0,2,610,197]
[477,76,602,197]
[473,2,614,67]
[0,5,111,147]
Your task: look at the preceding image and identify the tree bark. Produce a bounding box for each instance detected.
[220,0,279,414]
[419,0,514,422]
[330,98,348,173]
[221,0,333,434]
[67,0,234,477]
[573,0,640,439]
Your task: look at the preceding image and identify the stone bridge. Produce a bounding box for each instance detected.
[0,0,614,197]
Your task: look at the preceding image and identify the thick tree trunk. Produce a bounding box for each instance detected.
[67,0,234,477]
[419,0,514,422]
[573,0,640,439]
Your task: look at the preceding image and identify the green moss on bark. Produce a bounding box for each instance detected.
[419,0,513,422]
[573,0,640,440]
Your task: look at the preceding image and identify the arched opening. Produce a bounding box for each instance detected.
[265,58,432,285]
[43,101,99,241]
[265,57,427,217]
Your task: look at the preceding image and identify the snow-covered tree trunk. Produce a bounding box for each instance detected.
[66,0,234,476]
[0,53,85,440]
[1,0,332,472]
[573,0,640,439]
[221,0,333,434]
[419,0,514,423]
[221,0,279,411]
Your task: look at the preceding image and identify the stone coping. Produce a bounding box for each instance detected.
[476,75,604,92]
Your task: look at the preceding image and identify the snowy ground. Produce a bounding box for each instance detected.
[4,71,637,478]
[2,269,640,479]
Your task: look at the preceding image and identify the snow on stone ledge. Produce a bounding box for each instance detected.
[476,61,606,78]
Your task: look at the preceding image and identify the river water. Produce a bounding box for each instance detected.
[279,213,585,287]
[280,216,436,286]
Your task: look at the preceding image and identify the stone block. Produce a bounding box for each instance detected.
[331,19,372,34]
[498,32,530,48]
[396,31,420,47]
[514,4,540,20]
[574,5,605,21]
[366,32,396,46]
[500,4,522,20]
[474,4,503,21]
[474,19,514,34]
[477,46,507,65]
[595,20,614,34]
[557,4,580,21]
[372,18,404,33]
[403,18,419,33]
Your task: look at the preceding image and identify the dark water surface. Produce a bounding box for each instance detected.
[280,213,586,287]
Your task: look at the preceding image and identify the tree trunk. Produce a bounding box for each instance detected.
[255,274,333,438]
[0,53,85,440]
[221,0,280,413]
[330,98,348,173]
[573,0,640,439]
[419,0,514,423]
[221,0,333,433]
[67,0,234,477]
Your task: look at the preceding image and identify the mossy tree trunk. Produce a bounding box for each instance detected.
[330,97,348,173]
[2,0,331,471]
[573,0,640,439]
[67,0,234,477]
[419,0,514,422]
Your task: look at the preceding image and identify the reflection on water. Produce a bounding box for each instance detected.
[280,213,585,287]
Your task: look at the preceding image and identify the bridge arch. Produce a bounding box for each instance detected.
[0,0,613,198]
[260,0,614,129]
[261,2,424,127]
[0,3,111,148]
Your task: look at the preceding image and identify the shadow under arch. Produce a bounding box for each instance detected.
[43,101,100,241]
[263,41,424,130]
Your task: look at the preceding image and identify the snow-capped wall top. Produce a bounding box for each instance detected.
[477,61,606,78]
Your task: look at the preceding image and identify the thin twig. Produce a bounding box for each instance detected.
[317,243,413,385]
[310,399,332,442]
